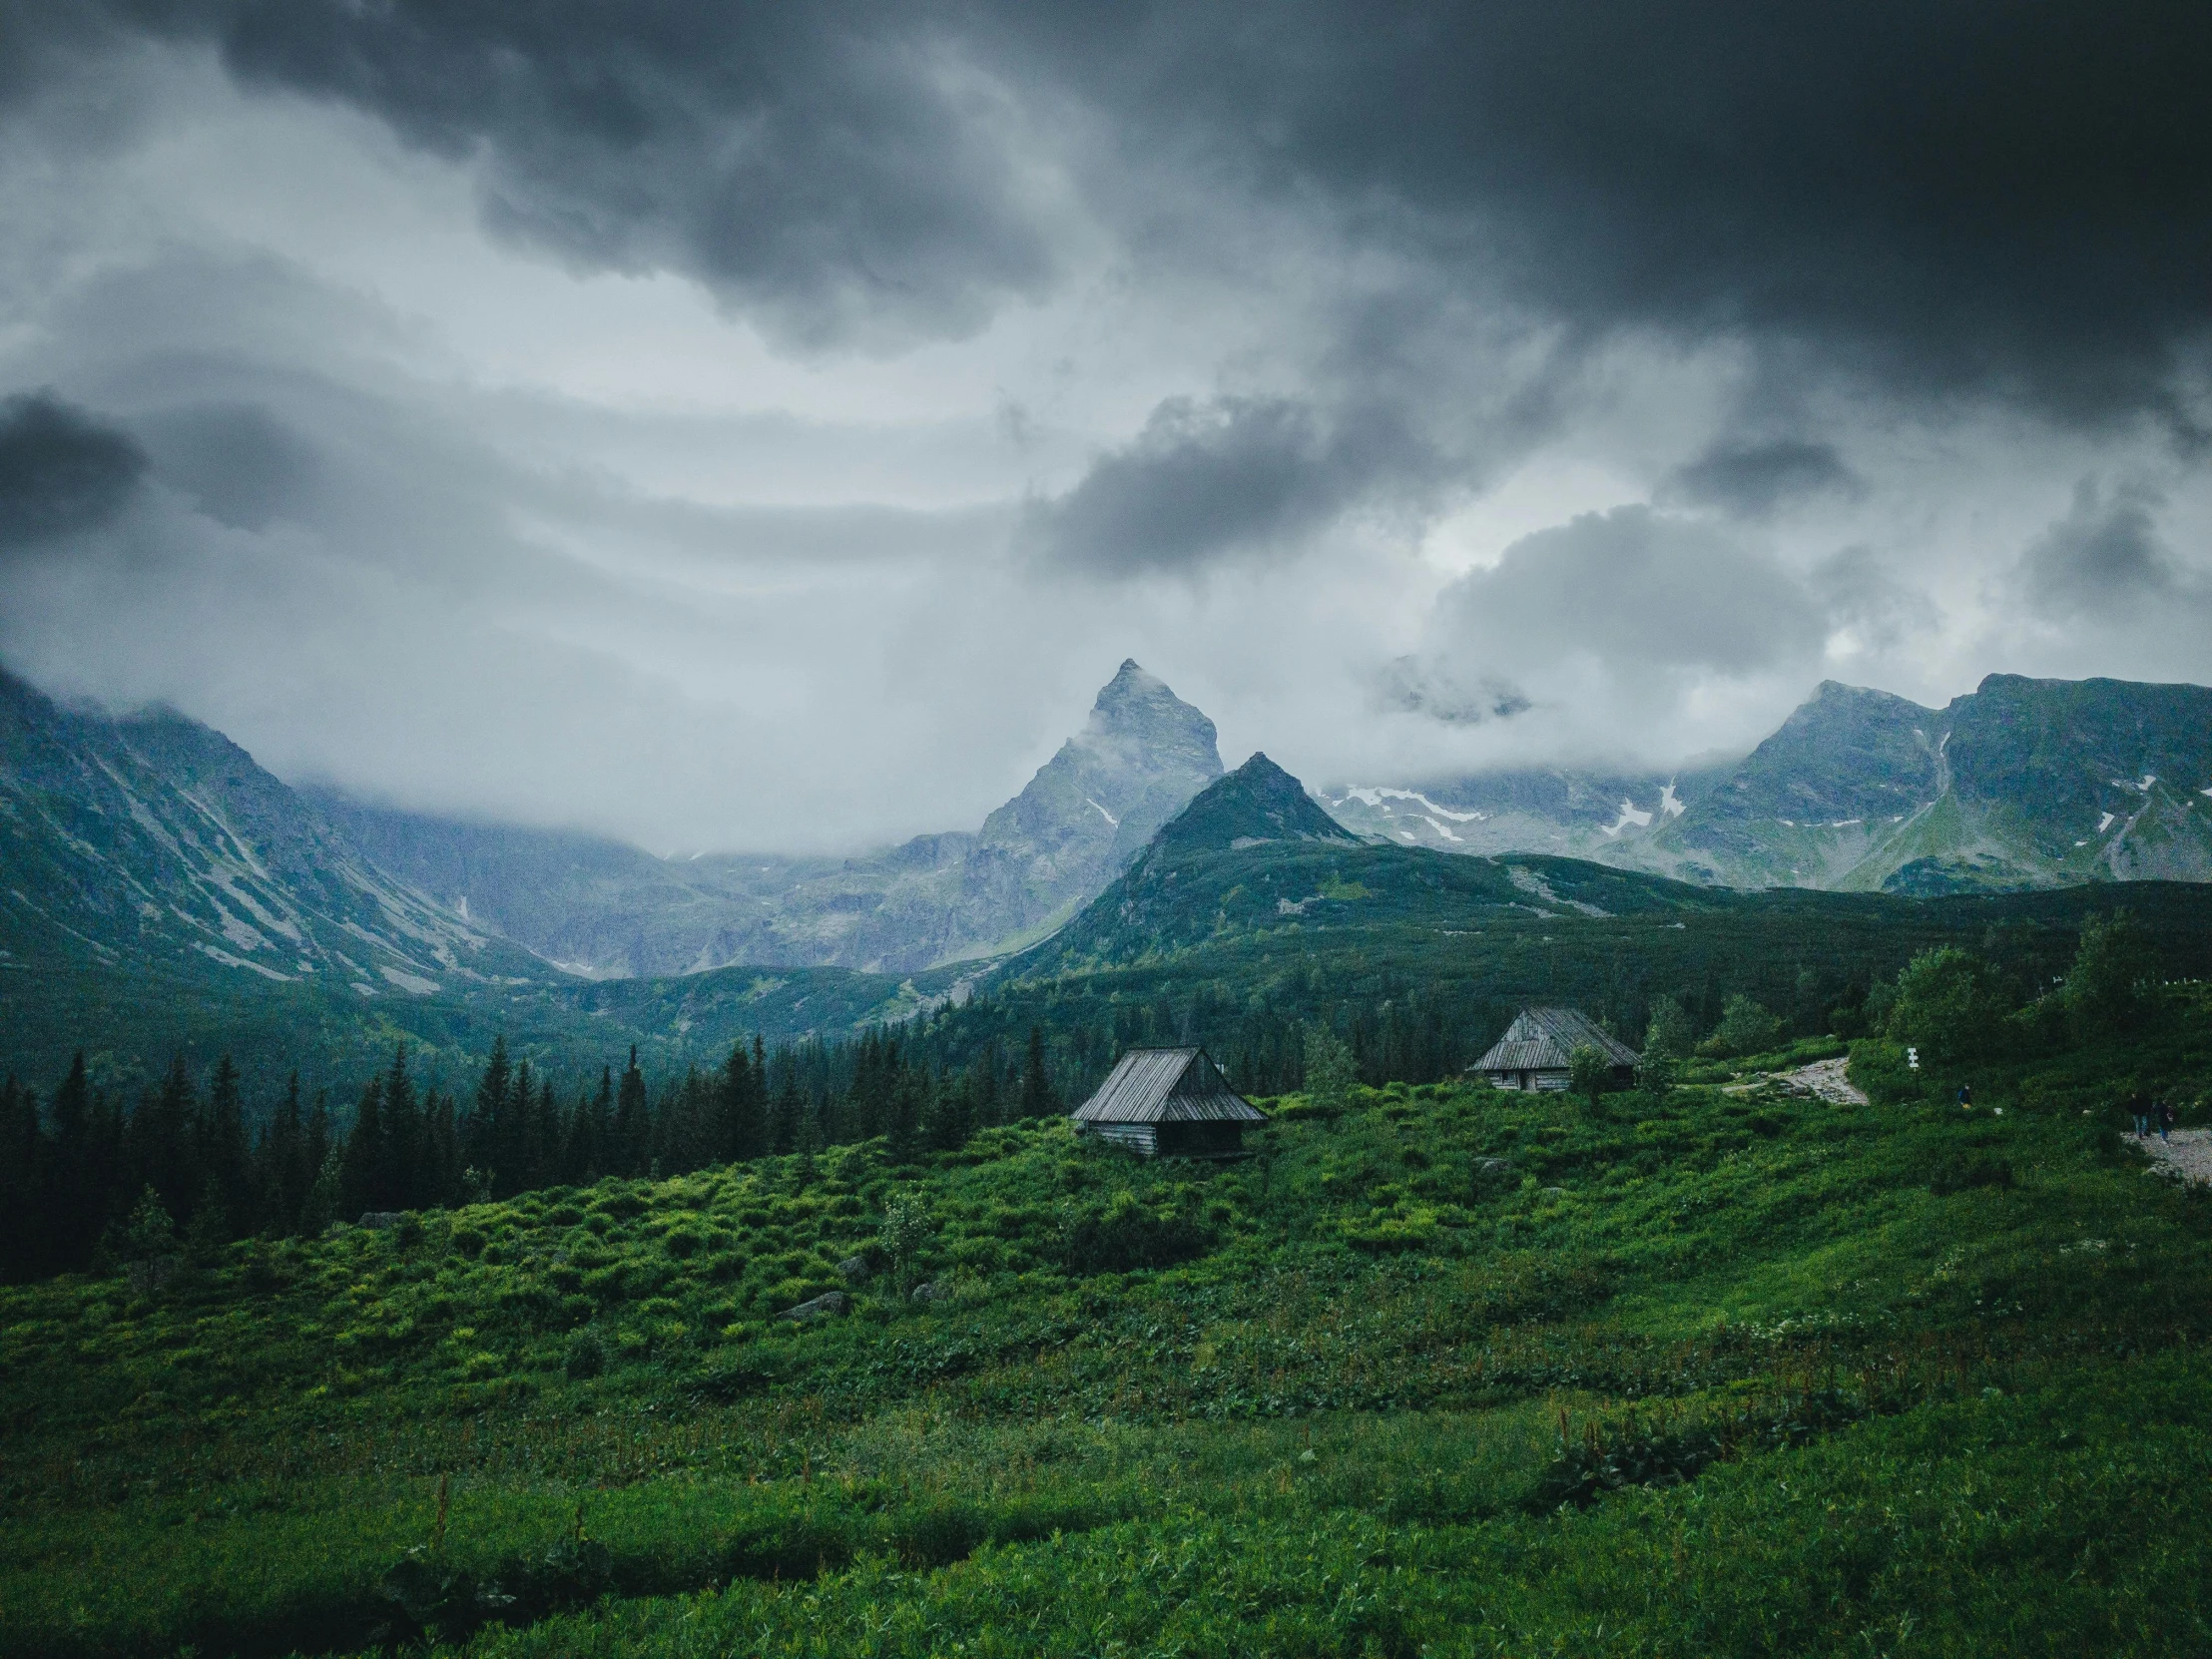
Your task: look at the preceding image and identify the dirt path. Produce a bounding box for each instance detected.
[2135,1127,2212,1185]
[1724,1055,1869,1106]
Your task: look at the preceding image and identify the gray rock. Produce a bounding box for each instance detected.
[358,1211,404,1230]
[910,1280,951,1303]
[778,1291,848,1322]
[836,1255,872,1283]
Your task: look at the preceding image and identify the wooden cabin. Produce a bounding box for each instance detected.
[1070,1047,1267,1158]
[1471,1007,1640,1092]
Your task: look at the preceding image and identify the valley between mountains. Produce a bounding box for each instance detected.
[7,657,2212,1095]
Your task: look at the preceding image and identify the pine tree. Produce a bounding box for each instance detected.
[767,1048,803,1155]
[380,1046,421,1209]
[135,1057,201,1232]
[200,1054,252,1241]
[338,1076,384,1220]
[46,1052,98,1270]
[0,1076,42,1282]
[468,1036,513,1192]
[723,1038,769,1163]
[260,1073,306,1237]
[1019,1025,1057,1118]
[614,1047,649,1176]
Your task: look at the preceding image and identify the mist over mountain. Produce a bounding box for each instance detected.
[310,660,1225,976]
[0,666,527,995]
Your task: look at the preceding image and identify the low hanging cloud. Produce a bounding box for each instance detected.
[1025,393,1441,575]
[2017,479,2197,621]
[1659,438,1865,519]
[1398,506,1829,754]
[0,390,149,552]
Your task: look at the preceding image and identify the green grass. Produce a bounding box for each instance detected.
[5,996,2212,1656]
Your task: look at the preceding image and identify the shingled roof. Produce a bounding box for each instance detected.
[1071,1047,1268,1125]
[1473,1007,1640,1073]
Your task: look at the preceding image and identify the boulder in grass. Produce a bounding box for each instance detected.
[836,1256,872,1283]
[779,1291,848,1322]
[358,1211,404,1231]
[910,1280,952,1304]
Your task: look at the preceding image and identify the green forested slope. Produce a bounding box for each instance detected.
[4,992,2210,1657]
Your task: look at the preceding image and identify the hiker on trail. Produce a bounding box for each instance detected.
[2129,1089,2152,1138]
[1956,1083,1972,1111]
[2156,1098,2175,1143]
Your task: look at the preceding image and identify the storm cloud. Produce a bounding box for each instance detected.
[0,391,148,552]
[1661,440,1865,520]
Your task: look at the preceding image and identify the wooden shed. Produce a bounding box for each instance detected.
[1471,1007,1640,1092]
[1070,1047,1267,1158]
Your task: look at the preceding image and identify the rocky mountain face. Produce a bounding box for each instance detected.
[0,669,530,995]
[312,660,1225,976]
[1343,674,2212,895]
[1322,768,1696,859]
[1152,752,1359,859]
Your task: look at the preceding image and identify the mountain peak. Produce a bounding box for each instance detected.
[1151,752,1358,856]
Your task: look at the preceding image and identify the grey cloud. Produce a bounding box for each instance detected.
[35,3,2210,416]
[1025,394,1428,575]
[133,402,320,532]
[1377,656,1530,726]
[102,1,1059,351]
[2018,479,2187,620]
[0,389,148,551]
[1660,439,1864,519]
[1033,1,2212,424]
[1407,506,1826,721]
[1811,545,1933,653]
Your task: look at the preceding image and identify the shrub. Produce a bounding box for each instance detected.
[1056,1194,1213,1276]
[563,1329,607,1379]
[1707,995,1784,1058]
[1929,1155,2013,1196]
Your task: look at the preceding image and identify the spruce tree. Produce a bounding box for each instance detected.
[380,1047,420,1209]
[0,1076,41,1282]
[1020,1025,1056,1118]
[203,1052,251,1238]
[614,1047,648,1176]
[47,1052,97,1270]
[337,1076,384,1220]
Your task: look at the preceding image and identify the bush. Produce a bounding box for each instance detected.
[1055,1194,1212,1276]
[1706,995,1783,1058]
[1929,1156,2013,1197]
[1889,947,2014,1063]
[563,1329,608,1379]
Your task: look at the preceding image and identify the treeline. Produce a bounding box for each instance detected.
[0,1024,1063,1285]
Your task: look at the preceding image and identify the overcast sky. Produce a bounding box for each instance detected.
[3,3,2209,852]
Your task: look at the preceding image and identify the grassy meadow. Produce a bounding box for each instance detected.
[5,994,2212,1656]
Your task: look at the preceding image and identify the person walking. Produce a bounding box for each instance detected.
[2156,1097,2175,1143]
[2128,1087,2151,1139]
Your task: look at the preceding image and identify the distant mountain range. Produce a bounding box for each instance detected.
[1328,674,2212,896]
[8,658,2211,1041]
[310,659,1224,977]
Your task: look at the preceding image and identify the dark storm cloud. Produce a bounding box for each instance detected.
[1660,439,1864,519]
[0,390,148,551]
[1031,1,2212,424]
[83,0,1058,350]
[1026,394,1436,575]
[132,402,320,532]
[2018,480,2190,620]
[38,2,2208,416]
